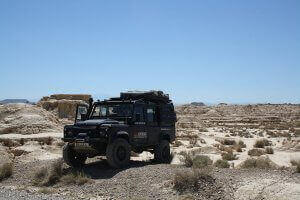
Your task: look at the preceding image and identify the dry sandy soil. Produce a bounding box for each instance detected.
[0,103,300,200]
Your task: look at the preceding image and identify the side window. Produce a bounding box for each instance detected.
[134,105,144,122]
[147,108,154,123]
[91,106,100,118]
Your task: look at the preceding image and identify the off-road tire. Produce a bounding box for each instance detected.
[63,143,87,168]
[154,140,171,163]
[106,138,131,168]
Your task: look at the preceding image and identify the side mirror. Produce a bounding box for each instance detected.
[75,105,88,122]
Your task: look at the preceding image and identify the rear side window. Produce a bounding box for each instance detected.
[134,105,144,122]
[147,108,155,122]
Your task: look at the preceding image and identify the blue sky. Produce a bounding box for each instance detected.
[0,0,299,104]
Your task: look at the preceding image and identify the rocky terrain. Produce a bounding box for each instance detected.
[0,98,300,200]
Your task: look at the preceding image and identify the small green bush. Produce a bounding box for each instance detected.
[265,147,274,154]
[0,163,13,181]
[254,139,271,148]
[173,169,213,193]
[290,159,300,173]
[214,159,230,168]
[248,148,266,156]
[221,151,237,161]
[241,158,271,169]
[192,155,213,168]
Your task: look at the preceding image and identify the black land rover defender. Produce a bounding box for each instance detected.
[62,91,176,168]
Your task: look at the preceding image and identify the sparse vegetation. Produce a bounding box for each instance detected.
[221,139,236,146]
[37,137,53,145]
[221,151,237,161]
[198,128,208,132]
[290,159,300,173]
[0,138,19,147]
[192,155,213,168]
[61,172,91,186]
[173,140,183,147]
[241,158,272,169]
[173,169,213,193]
[214,159,230,168]
[295,121,300,127]
[32,159,63,186]
[38,187,52,194]
[254,139,271,148]
[0,163,13,181]
[248,148,265,156]
[265,147,274,154]
[181,153,212,168]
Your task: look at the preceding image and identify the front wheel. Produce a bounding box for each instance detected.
[106,138,131,168]
[154,140,171,163]
[63,143,87,168]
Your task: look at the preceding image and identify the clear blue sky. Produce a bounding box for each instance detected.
[0,0,299,104]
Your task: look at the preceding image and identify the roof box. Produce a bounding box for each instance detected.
[120,90,170,103]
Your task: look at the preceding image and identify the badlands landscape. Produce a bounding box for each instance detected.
[0,95,300,200]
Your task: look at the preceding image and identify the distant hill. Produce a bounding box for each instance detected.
[190,102,206,106]
[0,99,32,104]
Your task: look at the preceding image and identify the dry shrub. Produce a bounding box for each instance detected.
[181,153,212,168]
[37,137,53,145]
[220,139,236,146]
[0,138,19,147]
[189,138,197,146]
[221,151,237,161]
[241,157,272,169]
[214,159,230,168]
[61,172,91,186]
[0,163,13,181]
[32,159,63,186]
[238,140,246,148]
[192,155,213,168]
[173,169,213,193]
[295,121,300,127]
[38,187,52,194]
[173,140,183,147]
[19,138,25,146]
[248,148,265,156]
[234,145,243,152]
[290,159,300,173]
[254,139,271,148]
[198,128,208,132]
[265,147,274,154]
[9,149,28,157]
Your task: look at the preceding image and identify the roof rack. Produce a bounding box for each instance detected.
[120,90,171,103]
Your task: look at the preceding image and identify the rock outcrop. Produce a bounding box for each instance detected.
[37,94,91,119]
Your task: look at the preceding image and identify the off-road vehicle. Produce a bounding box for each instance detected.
[62,91,176,168]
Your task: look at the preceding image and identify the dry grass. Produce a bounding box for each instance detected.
[241,158,272,169]
[173,140,183,147]
[38,187,53,194]
[290,159,300,173]
[248,148,266,156]
[32,159,63,186]
[214,159,230,168]
[198,128,208,132]
[173,169,213,193]
[265,147,274,154]
[254,139,271,148]
[0,163,13,181]
[294,121,300,127]
[61,172,91,186]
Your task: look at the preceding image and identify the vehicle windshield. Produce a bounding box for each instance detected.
[90,103,133,119]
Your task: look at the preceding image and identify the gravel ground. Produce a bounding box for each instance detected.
[1,158,300,200]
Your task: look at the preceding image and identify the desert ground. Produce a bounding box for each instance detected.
[0,96,300,200]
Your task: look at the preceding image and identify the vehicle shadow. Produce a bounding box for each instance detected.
[65,158,156,180]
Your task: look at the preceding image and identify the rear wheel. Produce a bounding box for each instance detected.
[106,138,130,168]
[154,140,171,163]
[63,143,87,168]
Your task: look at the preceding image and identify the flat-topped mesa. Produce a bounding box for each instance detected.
[38,94,92,119]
